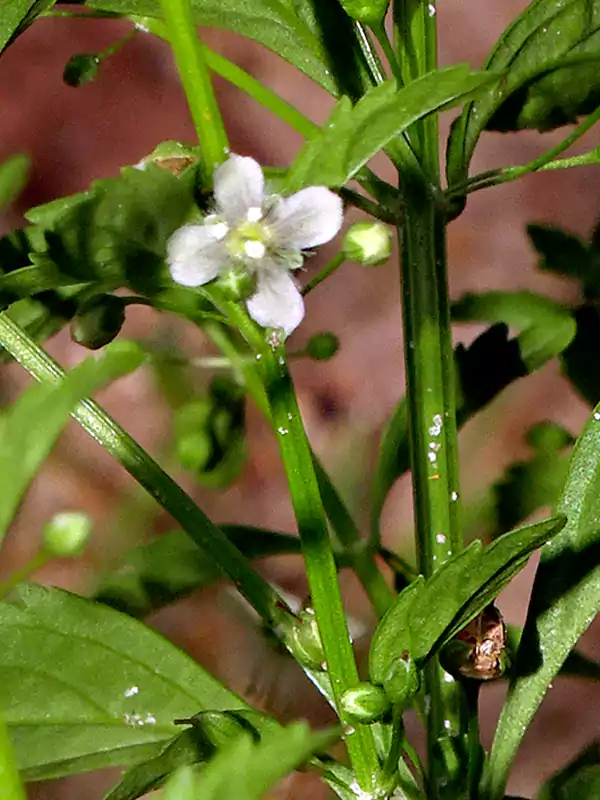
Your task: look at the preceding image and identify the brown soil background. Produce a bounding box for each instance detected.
[1,3,600,798]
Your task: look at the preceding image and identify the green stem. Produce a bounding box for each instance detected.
[393,0,464,795]
[313,456,395,618]
[301,254,344,296]
[159,0,228,173]
[0,550,50,599]
[448,102,600,198]
[0,709,25,800]
[215,303,382,793]
[0,314,281,625]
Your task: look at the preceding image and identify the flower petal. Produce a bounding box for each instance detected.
[268,186,343,250]
[246,266,305,336]
[167,225,225,287]
[214,155,264,223]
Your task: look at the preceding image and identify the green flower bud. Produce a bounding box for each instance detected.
[306,332,340,361]
[340,682,391,724]
[288,608,325,669]
[71,294,126,350]
[63,54,101,88]
[383,652,421,707]
[42,511,92,557]
[343,221,392,266]
[338,0,390,26]
[175,432,213,473]
[216,265,257,302]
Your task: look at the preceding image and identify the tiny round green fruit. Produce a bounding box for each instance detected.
[340,682,391,724]
[343,221,392,266]
[42,511,92,557]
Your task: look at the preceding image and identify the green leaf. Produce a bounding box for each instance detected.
[452,291,576,371]
[561,306,600,404]
[84,0,370,97]
[492,422,573,536]
[287,65,498,190]
[538,742,600,800]
[447,0,600,196]
[527,223,592,282]
[0,155,29,211]
[0,583,249,781]
[0,1,55,54]
[0,339,144,544]
[369,516,566,695]
[105,711,277,800]
[506,625,600,684]
[95,526,301,618]
[24,166,196,294]
[161,722,336,800]
[0,708,25,800]
[485,401,600,800]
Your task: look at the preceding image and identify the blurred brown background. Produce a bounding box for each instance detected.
[1,2,600,797]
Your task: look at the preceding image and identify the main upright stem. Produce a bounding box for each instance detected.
[392,1,465,795]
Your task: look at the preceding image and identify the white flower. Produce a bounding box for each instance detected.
[166,155,343,336]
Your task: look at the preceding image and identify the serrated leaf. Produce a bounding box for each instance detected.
[447,0,600,197]
[95,526,301,618]
[84,0,370,97]
[24,167,196,294]
[288,65,498,190]
[105,710,277,800]
[369,516,565,692]
[538,742,600,800]
[485,401,600,800]
[0,583,250,781]
[0,338,144,544]
[452,291,576,371]
[0,154,29,211]
[161,722,336,800]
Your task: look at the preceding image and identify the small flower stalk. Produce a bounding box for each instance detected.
[167,155,344,335]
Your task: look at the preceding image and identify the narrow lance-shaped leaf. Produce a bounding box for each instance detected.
[447,0,600,199]
[484,401,600,800]
[0,1,55,54]
[288,65,499,190]
[369,515,566,702]
[0,583,254,782]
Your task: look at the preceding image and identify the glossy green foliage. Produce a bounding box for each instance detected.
[0,583,248,781]
[24,166,196,295]
[452,291,576,371]
[0,339,144,544]
[492,422,573,536]
[0,1,54,54]
[0,154,29,211]
[0,708,25,800]
[485,401,600,799]
[161,722,335,800]
[538,742,600,800]
[288,65,497,190]
[85,0,370,97]
[95,525,301,618]
[447,0,600,196]
[370,515,565,701]
[105,710,278,800]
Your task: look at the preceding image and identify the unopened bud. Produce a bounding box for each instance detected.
[306,332,340,361]
[340,682,391,724]
[63,54,101,88]
[383,652,421,706]
[343,221,392,266]
[42,511,92,557]
[71,295,126,350]
[288,608,325,669]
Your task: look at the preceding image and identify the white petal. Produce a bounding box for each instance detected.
[167,225,225,287]
[246,267,305,336]
[269,187,343,250]
[213,155,264,223]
